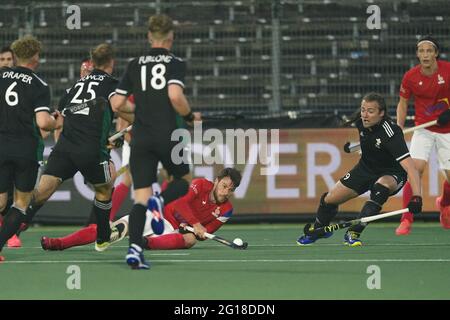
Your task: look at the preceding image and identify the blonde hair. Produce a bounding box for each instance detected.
[90,43,114,68]
[148,14,174,41]
[11,35,41,63]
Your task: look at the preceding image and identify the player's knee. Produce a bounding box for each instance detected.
[370,183,391,206]
[183,233,197,248]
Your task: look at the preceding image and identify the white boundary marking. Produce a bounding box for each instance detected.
[7,242,450,250]
[2,258,450,264]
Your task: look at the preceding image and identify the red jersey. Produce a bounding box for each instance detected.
[399,60,450,133]
[164,178,234,234]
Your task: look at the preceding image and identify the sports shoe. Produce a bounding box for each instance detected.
[296,231,333,246]
[148,195,165,235]
[126,244,150,270]
[94,225,126,252]
[344,231,363,247]
[41,236,63,251]
[436,196,450,229]
[111,219,129,240]
[7,234,22,248]
[395,219,412,236]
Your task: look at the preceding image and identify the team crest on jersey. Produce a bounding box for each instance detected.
[212,207,221,218]
[438,74,445,85]
[375,138,381,149]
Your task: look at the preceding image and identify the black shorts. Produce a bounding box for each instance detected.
[0,155,39,193]
[44,149,112,185]
[340,162,407,195]
[130,140,190,189]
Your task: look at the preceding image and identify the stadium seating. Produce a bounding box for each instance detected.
[1,0,449,118]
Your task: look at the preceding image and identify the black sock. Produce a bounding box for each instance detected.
[128,203,147,247]
[25,202,43,224]
[93,198,112,243]
[348,201,381,234]
[0,206,26,250]
[159,178,189,205]
[314,193,338,228]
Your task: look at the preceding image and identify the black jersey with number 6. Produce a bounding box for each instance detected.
[115,48,186,143]
[0,66,50,161]
[57,69,118,156]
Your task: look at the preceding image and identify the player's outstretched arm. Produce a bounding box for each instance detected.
[396,96,409,129]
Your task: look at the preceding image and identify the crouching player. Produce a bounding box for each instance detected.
[42,167,241,251]
[297,93,422,246]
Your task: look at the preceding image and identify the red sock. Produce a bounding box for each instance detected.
[145,233,186,250]
[110,183,130,220]
[441,181,450,207]
[401,181,414,223]
[59,224,97,249]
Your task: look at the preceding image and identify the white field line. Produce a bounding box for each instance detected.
[9,242,450,249]
[2,258,450,264]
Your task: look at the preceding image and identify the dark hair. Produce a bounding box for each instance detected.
[217,168,242,191]
[417,35,440,58]
[148,14,174,40]
[343,92,389,126]
[90,43,114,68]
[81,56,91,64]
[1,46,13,54]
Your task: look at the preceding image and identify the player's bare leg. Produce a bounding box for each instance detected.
[396,159,426,235]
[436,169,450,229]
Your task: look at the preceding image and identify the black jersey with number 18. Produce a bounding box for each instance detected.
[0,66,51,161]
[115,48,186,143]
[56,69,118,157]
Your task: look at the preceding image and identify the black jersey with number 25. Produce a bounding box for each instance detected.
[57,69,118,155]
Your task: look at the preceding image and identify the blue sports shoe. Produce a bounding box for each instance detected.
[126,244,150,270]
[148,195,165,235]
[296,231,333,246]
[343,231,363,247]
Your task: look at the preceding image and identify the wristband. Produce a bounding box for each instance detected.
[183,111,195,122]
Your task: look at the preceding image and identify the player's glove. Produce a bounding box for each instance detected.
[113,136,124,148]
[408,195,422,214]
[437,109,450,126]
[178,224,190,234]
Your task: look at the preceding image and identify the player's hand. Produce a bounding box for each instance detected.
[184,112,202,127]
[178,223,189,234]
[193,112,202,121]
[192,222,207,240]
[437,109,450,125]
[408,195,422,214]
[107,136,124,149]
[53,110,64,130]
